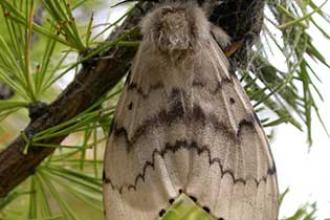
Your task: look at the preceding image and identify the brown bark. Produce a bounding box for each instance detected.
[0,0,264,198]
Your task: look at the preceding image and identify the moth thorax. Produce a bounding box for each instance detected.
[142,5,209,55]
[157,9,193,52]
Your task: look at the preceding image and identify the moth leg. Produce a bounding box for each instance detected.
[223,31,260,57]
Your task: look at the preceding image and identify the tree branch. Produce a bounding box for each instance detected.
[0,0,265,197]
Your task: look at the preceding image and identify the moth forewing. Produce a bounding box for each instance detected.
[103,3,279,220]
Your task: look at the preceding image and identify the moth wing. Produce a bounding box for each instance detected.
[103,45,181,219]
[103,25,278,220]
[184,39,278,220]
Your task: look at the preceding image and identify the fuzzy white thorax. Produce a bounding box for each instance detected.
[141,3,219,53]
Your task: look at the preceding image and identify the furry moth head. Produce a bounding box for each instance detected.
[141,3,230,54]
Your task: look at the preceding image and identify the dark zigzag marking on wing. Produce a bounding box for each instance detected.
[113,99,257,150]
[104,138,276,194]
[127,81,164,98]
[126,77,233,98]
[192,80,206,87]
[211,77,232,94]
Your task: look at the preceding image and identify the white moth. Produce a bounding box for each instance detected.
[103,3,279,220]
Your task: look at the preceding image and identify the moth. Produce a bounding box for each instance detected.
[103,2,279,220]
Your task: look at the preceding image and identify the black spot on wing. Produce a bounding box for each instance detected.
[159,209,166,217]
[203,206,211,213]
[189,195,198,202]
[229,97,235,104]
[128,102,133,110]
